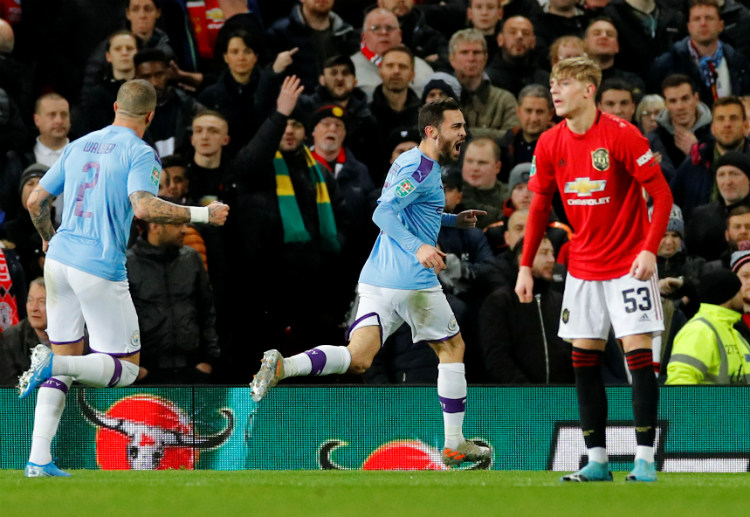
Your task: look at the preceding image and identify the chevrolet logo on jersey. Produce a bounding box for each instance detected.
[564,177,607,196]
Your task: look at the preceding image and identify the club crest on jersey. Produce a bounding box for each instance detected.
[395,178,416,197]
[150,166,161,187]
[564,177,607,197]
[591,148,610,171]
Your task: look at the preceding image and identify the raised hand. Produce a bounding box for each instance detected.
[273,47,299,74]
[276,75,305,116]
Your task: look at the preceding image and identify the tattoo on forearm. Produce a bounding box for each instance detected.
[28,188,55,241]
[129,191,190,223]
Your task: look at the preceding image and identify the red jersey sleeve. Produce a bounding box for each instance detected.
[528,130,558,196]
[616,125,673,255]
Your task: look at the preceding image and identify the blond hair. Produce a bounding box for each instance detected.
[116,79,157,119]
[551,56,602,89]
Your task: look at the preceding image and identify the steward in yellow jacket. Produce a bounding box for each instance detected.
[667,270,750,385]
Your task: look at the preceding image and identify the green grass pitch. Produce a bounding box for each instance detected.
[0,470,748,517]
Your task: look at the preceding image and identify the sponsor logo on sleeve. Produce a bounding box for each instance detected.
[636,149,654,167]
[150,166,161,187]
[530,156,536,176]
[395,178,416,197]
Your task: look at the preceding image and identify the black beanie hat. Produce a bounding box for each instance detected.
[698,269,741,305]
[713,151,750,180]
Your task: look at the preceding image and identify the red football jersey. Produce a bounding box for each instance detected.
[530,111,670,280]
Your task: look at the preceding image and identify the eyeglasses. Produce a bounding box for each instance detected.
[641,109,662,118]
[366,24,398,34]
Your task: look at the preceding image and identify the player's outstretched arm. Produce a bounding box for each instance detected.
[130,191,229,226]
[515,265,534,303]
[455,209,488,229]
[26,184,56,252]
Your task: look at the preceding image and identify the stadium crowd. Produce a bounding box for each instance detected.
[1,0,750,386]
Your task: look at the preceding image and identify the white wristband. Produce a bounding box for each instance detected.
[189,206,210,224]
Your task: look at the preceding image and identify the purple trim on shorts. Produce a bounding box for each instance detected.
[88,345,140,358]
[439,396,467,414]
[305,348,327,376]
[41,378,69,394]
[107,358,123,387]
[346,312,382,342]
[430,329,461,343]
[49,337,85,345]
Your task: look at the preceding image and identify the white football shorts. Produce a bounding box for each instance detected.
[558,272,664,340]
[44,258,141,356]
[348,283,460,345]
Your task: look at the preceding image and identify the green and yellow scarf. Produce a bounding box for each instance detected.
[274,147,340,253]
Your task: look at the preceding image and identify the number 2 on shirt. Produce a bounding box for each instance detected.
[74,162,100,218]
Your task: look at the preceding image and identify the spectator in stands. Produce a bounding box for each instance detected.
[296,54,383,181]
[369,46,422,140]
[706,205,750,271]
[730,241,750,326]
[647,74,713,182]
[666,269,750,385]
[461,138,506,229]
[583,17,645,99]
[467,0,504,61]
[198,30,263,160]
[499,84,555,173]
[480,209,528,285]
[534,0,588,51]
[351,8,434,100]
[3,164,48,284]
[422,72,462,105]
[159,154,194,205]
[548,35,585,68]
[596,78,637,122]
[601,0,686,79]
[479,236,574,384]
[657,205,704,317]
[0,277,47,386]
[1,93,70,222]
[265,0,359,92]
[635,94,665,135]
[672,96,750,220]
[77,30,140,136]
[485,16,549,98]
[127,220,220,384]
[228,76,345,369]
[449,28,519,142]
[386,126,421,164]
[378,0,450,70]
[81,0,190,103]
[650,0,750,107]
[134,48,203,157]
[310,104,378,291]
[186,110,231,207]
[686,152,750,261]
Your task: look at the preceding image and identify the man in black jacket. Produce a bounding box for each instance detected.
[227,76,346,369]
[479,236,574,384]
[127,220,219,384]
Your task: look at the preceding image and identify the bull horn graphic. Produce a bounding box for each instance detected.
[78,389,234,470]
[318,439,349,470]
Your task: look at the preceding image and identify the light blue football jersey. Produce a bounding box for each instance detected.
[359,146,456,290]
[41,125,161,281]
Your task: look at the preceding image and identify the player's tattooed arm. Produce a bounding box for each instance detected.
[129,190,191,224]
[26,185,56,242]
[130,191,229,226]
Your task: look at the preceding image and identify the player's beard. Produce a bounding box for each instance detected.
[435,132,461,166]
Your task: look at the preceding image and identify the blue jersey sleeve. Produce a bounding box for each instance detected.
[373,161,432,255]
[127,147,161,196]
